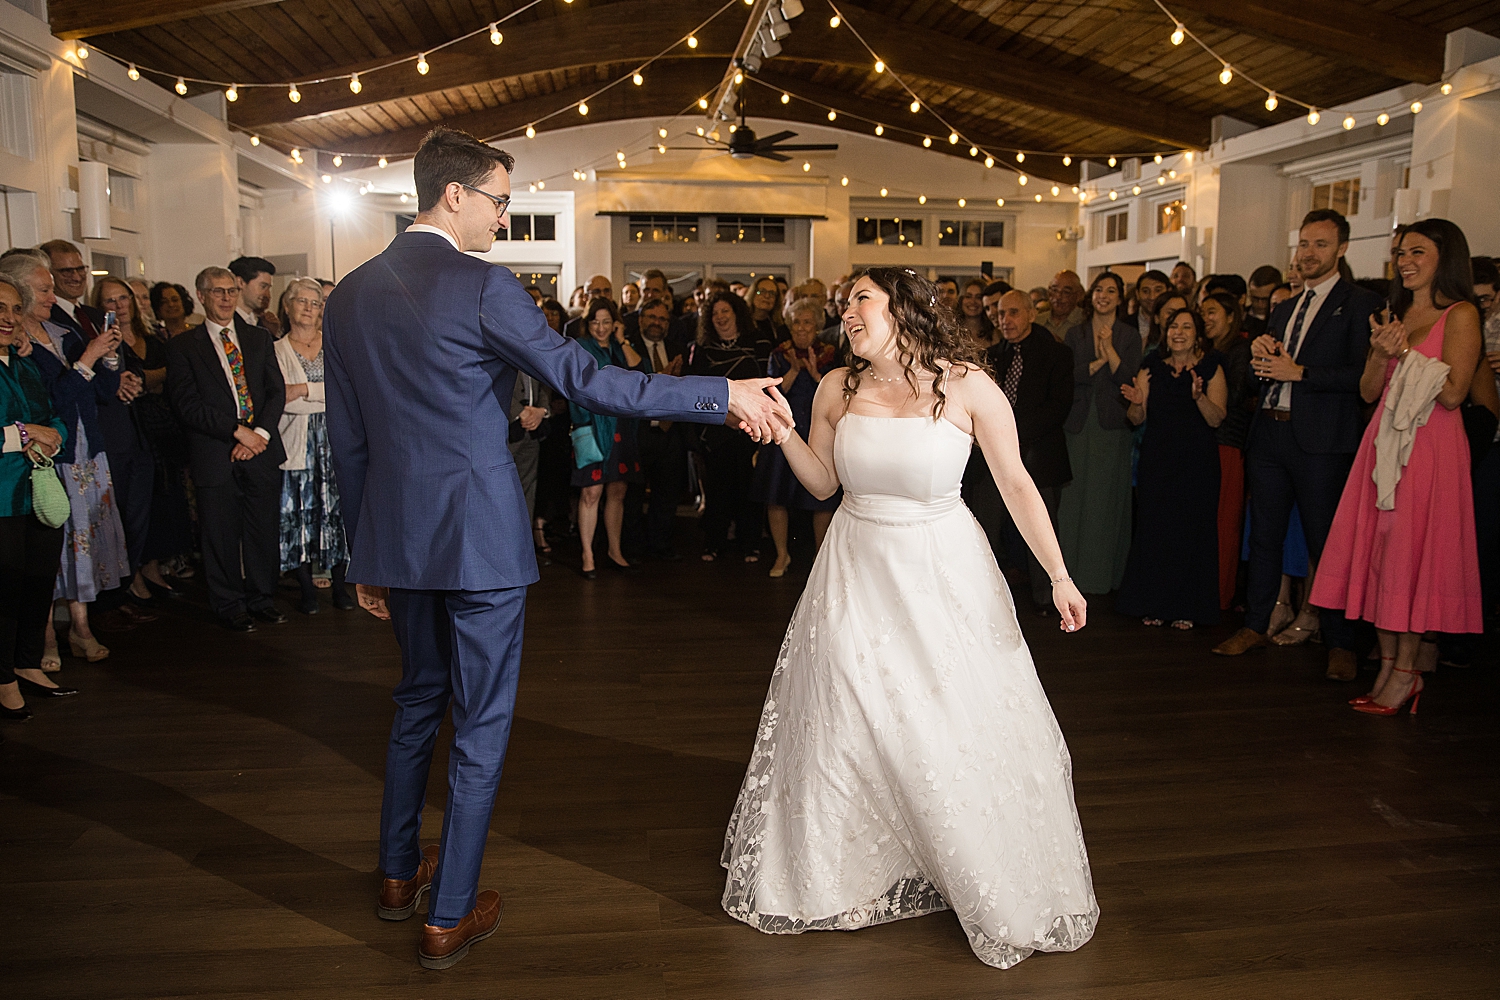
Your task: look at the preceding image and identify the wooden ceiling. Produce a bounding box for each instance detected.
[56,0,1500,180]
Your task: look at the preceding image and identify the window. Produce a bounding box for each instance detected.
[716,215,785,243]
[1311,177,1360,216]
[855,217,922,247]
[937,220,1005,247]
[628,214,698,243]
[1103,210,1129,243]
[90,251,126,279]
[1156,199,1184,235]
[497,214,557,241]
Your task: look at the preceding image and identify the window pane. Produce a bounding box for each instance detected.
[628,214,698,243]
[857,217,880,244]
[1156,200,1183,235]
[1311,184,1331,211]
[982,221,1005,247]
[938,220,959,247]
[532,214,556,240]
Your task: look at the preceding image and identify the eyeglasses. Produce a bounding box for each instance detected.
[288,297,322,308]
[460,183,511,213]
[205,287,239,299]
[754,288,776,297]
[55,266,88,277]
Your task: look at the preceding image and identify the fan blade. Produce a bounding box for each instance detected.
[754,150,793,162]
[754,130,797,147]
[766,143,840,151]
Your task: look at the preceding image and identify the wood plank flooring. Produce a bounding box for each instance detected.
[4,534,1497,999]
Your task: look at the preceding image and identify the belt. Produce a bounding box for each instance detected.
[1269,409,1292,422]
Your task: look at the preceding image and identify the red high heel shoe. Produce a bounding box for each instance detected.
[1350,655,1396,705]
[1352,667,1424,716]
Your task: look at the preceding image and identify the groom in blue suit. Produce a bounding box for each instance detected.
[323,127,788,969]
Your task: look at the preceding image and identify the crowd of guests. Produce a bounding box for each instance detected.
[0,246,350,730]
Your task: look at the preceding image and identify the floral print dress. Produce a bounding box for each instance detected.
[278,348,349,571]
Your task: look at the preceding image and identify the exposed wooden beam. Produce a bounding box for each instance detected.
[50,0,281,40]
[1164,0,1446,84]
[817,2,1210,148]
[229,0,733,130]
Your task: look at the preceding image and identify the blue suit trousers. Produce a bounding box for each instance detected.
[379,586,525,927]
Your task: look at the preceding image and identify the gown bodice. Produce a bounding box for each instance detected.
[833,413,974,523]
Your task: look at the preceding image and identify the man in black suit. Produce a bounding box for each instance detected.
[624,298,690,560]
[1213,209,1381,680]
[621,269,669,342]
[963,288,1074,613]
[39,239,106,341]
[166,266,287,631]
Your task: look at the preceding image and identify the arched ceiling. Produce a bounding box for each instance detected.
[53,0,1500,182]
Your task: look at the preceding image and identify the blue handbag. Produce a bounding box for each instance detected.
[570,424,604,468]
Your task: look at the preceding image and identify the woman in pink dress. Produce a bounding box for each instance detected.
[1312,219,1484,716]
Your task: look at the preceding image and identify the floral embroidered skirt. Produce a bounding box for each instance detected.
[54,421,130,603]
[279,413,348,571]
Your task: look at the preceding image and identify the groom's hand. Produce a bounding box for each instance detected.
[357,584,391,620]
[727,377,795,443]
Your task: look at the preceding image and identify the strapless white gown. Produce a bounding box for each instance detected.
[721,414,1098,969]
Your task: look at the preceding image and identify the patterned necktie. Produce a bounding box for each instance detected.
[1273,289,1316,409]
[653,340,668,373]
[219,327,254,423]
[1002,342,1023,406]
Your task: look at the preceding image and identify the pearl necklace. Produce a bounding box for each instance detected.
[864,368,905,383]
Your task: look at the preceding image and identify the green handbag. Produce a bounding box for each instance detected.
[570,424,605,468]
[28,450,70,528]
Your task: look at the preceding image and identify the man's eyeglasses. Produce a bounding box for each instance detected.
[205,287,239,299]
[54,266,88,277]
[461,184,511,213]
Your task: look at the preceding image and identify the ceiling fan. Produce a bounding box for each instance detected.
[672,87,838,162]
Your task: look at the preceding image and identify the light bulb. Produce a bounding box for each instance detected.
[416,54,429,75]
[1034,193,1042,202]
[996,198,1004,207]
[1410,100,1423,114]
[918,194,926,204]
[875,124,884,136]
[734,71,743,85]
[1018,174,1027,185]
[696,126,705,136]
[984,156,994,168]
[1441,82,1452,95]
[948,132,959,144]
[250,135,260,146]
[490,24,502,45]
[957,197,966,207]
[880,188,889,198]
[529,183,537,193]
[578,102,589,115]
[687,34,698,48]
[828,110,837,121]
[874,60,885,73]
[378,156,388,168]
[1168,169,1177,178]
[175,77,188,96]
[910,99,920,113]
[400,194,408,204]
[226,84,238,102]
[616,149,626,160]
[1157,175,1166,185]
[659,127,668,137]
[830,15,840,27]
[348,73,361,94]
[1107,155,1117,167]
[1071,185,1079,193]
[1131,185,1140,195]
[537,180,545,190]
[658,144,666,154]
[75,44,88,59]
[781,93,790,104]
[969,146,978,157]
[289,83,301,102]
[1265,92,1278,111]
[1219,64,1233,85]
[1052,185,1061,196]
[127,63,140,81]
[526,125,536,138]
[922,136,931,147]
[1307,108,1320,125]
[1377,112,1389,126]
[1109,190,1118,200]
[1062,154,1072,166]
[333,154,343,166]
[1015,151,1025,163]
[1171,23,1184,45]
[803,161,811,172]
[840,176,849,187]
[291,148,302,162]
[1342,115,1355,130]
[698,97,708,109]
[321,174,331,183]
[1184,151,1193,162]
[633,72,643,86]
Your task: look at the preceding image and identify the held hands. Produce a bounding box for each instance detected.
[356,584,391,620]
[1369,309,1410,360]
[1120,368,1150,406]
[726,377,796,443]
[1053,579,1087,632]
[518,405,547,432]
[1250,341,1303,382]
[23,423,61,458]
[117,370,144,403]
[767,386,797,445]
[231,424,268,461]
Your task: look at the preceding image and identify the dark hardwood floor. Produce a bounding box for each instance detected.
[4,531,1497,999]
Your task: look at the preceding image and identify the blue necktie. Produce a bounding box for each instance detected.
[1273,289,1315,409]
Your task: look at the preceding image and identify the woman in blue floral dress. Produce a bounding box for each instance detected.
[274,278,351,614]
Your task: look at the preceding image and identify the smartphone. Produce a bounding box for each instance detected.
[104,310,117,331]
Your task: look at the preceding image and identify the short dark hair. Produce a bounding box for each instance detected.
[1203,273,1246,298]
[583,297,620,326]
[38,238,82,261]
[1136,269,1170,290]
[1249,265,1282,288]
[936,277,959,290]
[1472,255,1499,289]
[640,298,671,317]
[1300,209,1350,246]
[1172,261,1196,277]
[228,256,275,283]
[1391,219,1474,318]
[982,280,1012,298]
[413,127,515,212]
[641,268,667,287]
[1202,292,1244,347]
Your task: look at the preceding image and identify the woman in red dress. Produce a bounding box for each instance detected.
[1311,219,1484,715]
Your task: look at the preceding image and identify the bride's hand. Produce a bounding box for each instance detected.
[1054,579,1086,632]
[767,386,796,445]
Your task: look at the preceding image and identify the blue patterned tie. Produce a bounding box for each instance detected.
[1273,289,1315,409]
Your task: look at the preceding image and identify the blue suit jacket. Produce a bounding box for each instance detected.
[1251,277,1381,455]
[322,231,731,590]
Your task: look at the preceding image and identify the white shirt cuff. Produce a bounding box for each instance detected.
[2,424,19,453]
[253,427,271,441]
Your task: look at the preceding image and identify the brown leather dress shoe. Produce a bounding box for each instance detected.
[418,889,503,970]
[1211,627,1270,656]
[377,844,440,921]
[1326,648,1358,682]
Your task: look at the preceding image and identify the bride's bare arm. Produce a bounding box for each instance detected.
[767,370,844,500]
[960,369,1087,631]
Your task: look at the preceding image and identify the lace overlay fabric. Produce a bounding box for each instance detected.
[721,415,1098,969]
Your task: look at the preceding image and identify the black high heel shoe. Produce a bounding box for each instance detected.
[0,703,33,721]
[19,677,78,698]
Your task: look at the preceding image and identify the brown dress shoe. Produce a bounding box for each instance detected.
[1326,648,1358,682]
[377,844,440,921]
[1211,627,1270,656]
[419,889,503,970]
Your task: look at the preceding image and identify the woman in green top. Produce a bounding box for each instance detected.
[0,272,74,723]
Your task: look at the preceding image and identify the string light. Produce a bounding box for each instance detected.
[922,137,932,147]
[658,144,666,154]
[290,148,303,163]
[1219,64,1233,86]
[578,101,588,115]
[968,146,978,157]
[841,176,849,186]
[1157,175,1166,185]
[948,132,959,144]
[1170,22,1185,45]
[1034,193,1042,202]
[1071,185,1079,193]
[528,183,537,192]
[321,174,331,183]
[781,93,790,104]
[378,157,387,168]
[526,125,536,138]
[874,60,885,73]
[828,110,837,121]
[225,83,238,101]
[1107,156,1117,167]
[696,126,705,135]
[996,197,1005,207]
[659,127,668,137]
[1265,92,1278,111]
[348,73,361,94]
[537,180,545,190]
[633,72,643,86]
[1410,100,1423,114]
[957,197,966,207]
[288,83,301,102]
[1131,184,1141,195]
[333,154,343,166]
[802,161,811,171]
[1062,155,1072,166]
[830,14,840,27]
[984,155,994,168]
[910,99,920,113]
[918,194,926,204]
[875,124,884,135]
[1377,112,1389,126]
[1015,152,1025,163]
[416,54,429,75]
[698,97,709,109]
[879,187,888,197]
[1168,169,1177,178]
[126,63,140,81]
[687,34,698,48]
[1109,190,1118,200]
[400,194,408,203]
[734,71,744,85]
[490,23,503,45]
[75,44,89,60]
[1018,174,1028,185]
[1441,83,1453,95]
[175,77,187,95]
[1342,115,1355,130]
[1154,154,1162,163]
[1051,185,1061,196]
[249,135,260,146]
[1306,108,1320,125]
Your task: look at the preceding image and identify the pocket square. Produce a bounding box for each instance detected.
[1331,307,1343,316]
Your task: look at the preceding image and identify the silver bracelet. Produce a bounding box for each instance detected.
[1050,575,1072,585]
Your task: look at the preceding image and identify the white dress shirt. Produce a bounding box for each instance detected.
[1270,272,1341,412]
[207,317,270,441]
[55,298,76,320]
[235,303,259,328]
[405,223,461,250]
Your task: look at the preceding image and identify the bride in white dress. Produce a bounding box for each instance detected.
[720,267,1098,969]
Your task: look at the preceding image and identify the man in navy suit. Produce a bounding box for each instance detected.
[322,127,789,970]
[1213,210,1380,680]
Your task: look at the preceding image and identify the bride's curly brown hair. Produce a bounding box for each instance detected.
[840,266,990,418]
